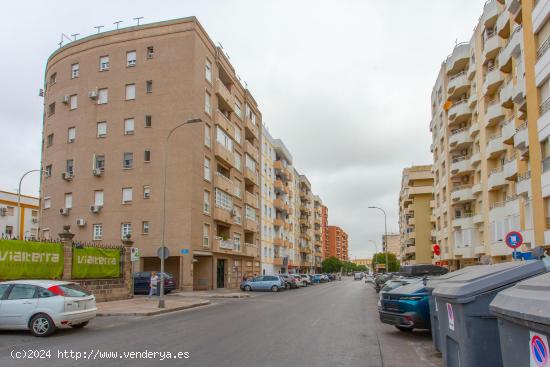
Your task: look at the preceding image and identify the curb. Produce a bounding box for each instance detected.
[96,300,211,317]
[170,293,253,299]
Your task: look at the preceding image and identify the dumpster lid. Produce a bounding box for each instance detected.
[490,272,550,326]
[425,265,487,291]
[432,260,548,301]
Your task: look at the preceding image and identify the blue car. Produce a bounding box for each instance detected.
[378,282,430,332]
[240,275,285,292]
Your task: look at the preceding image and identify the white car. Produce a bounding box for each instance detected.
[0,280,97,337]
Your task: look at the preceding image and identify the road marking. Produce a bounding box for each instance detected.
[311,317,321,327]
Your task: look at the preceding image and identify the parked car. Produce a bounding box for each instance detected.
[354,272,364,280]
[280,274,300,289]
[328,274,337,281]
[377,278,422,309]
[378,281,431,332]
[312,274,323,283]
[291,274,305,287]
[133,271,176,294]
[240,275,285,292]
[374,273,394,293]
[319,274,330,282]
[396,264,448,278]
[0,280,97,337]
[299,274,312,286]
[364,274,375,284]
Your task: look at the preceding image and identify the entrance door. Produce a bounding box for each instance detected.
[217,259,225,288]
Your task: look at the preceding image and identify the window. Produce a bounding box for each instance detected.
[126,84,136,100]
[64,193,72,209]
[71,63,79,78]
[146,80,153,93]
[3,226,12,237]
[66,159,74,175]
[246,205,256,222]
[216,127,233,151]
[47,134,54,147]
[94,190,104,206]
[215,188,233,211]
[127,51,137,67]
[98,88,108,104]
[124,118,135,135]
[93,224,103,240]
[69,94,77,110]
[43,197,51,209]
[204,124,211,148]
[67,127,76,143]
[204,157,211,181]
[205,91,211,115]
[145,115,152,127]
[245,104,256,125]
[142,221,149,234]
[45,165,52,177]
[121,223,132,239]
[123,152,133,169]
[144,150,151,162]
[6,207,14,216]
[48,102,55,116]
[7,285,36,300]
[97,122,107,137]
[143,185,151,199]
[233,233,241,252]
[234,206,242,224]
[204,191,210,214]
[203,224,210,248]
[234,126,241,144]
[49,72,57,85]
[147,46,154,59]
[205,59,212,82]
[245,154,256,171]
[234,99,242,118]
[99,56,110,71]
[94,154,105,171]
[122,187,133,204]
[234,152,242,171]
[234,178,242,198]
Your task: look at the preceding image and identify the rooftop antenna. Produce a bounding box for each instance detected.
[71,33,80,41]
[58,33,73,48]
[113,20,123,30]
[94,25,104,34]
[133,17,144,26]
[217,42,224,49]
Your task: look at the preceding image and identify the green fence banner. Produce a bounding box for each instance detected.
[0,240,63,280]
[72,247,121,278]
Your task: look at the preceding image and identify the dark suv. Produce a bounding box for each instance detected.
[396,264,448,278]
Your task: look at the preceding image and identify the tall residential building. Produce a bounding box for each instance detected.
[383,233,401,258]
[430,0,550,270]
[313,195,324,270]
[260,127,294,275]
[321,205,329,258]
[327,225,349,261]
[0,190,39,239]
[298,175,315,272]
[40,17,262,290]
[398,165,435,265]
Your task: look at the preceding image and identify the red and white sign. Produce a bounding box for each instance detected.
[447,303,455,331]
[530,331,549,367]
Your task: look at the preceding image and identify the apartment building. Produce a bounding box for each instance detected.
[321,205,330,258]
[327,225,349,261]
[0,190,39,239]
[430,0,550,270]
[383,233,400,258]
[297,175,315,272]
[40,17,262,290]
[313,195,324,271]
[260,127,294,275]
[398,165,435,265]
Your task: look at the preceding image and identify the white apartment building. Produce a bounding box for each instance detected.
[0,190,40,240]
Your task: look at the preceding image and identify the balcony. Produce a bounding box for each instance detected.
[501,119,515,143]
[499,26,523,72]
[505,196,520,217]
[245,191,259,208]
[472,182,483,195]
[244,167,258,186]
[214,173,235,197]
[470,151,482,166]
[214,237,236,252]
[496,6,510,37]
[503,156,518,180]
[213,206,233,224]
[514,60,527,103]
[455,246,476,259]
[274,179,284,193]
[215,79,235,113]
[451,186,474,203]
[517,171,531,197]
[214,141,235,168]
[489,202,505,221]
[273,160,283,171]
[486,134,506,157]
[429,200,435,208]
[447,71,470,98]
[473,213,484,224]
[244,218,258,232]
[544,159,550,198]
[448,100,471,123]
[408,217,416,225]
[537,37,550,88]
[488,168,506,191]
[214,110,235,139]
[485,100,505,127]
[533,0,550,33]
[446,42,470,75]
[244,242,259,257]
[483,0,499,26]
[475,245,486,255]
[538,99,550,142]
[482,32,502,64]
[274,198,285,210]
[506,0,521,16]
[274,237,284,246]
[513,121,529,153]
[453,213,474,228]
[467,60,477,80]
[244,115,259,139]
[273,257,283,266]
[449,127,473,148]
[482,66,504,96]
[245,141,259,162]
[451,157,473,175]
[499,79,514,108]
[468,92,478,108]
[274,218,284,228]
[521,229,535,246]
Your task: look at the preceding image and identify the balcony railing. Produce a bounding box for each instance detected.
[540,97,550,116]
[537,36,550,60]
[543,157,550,173]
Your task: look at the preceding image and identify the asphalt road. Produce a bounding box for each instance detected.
[0,278,441,367]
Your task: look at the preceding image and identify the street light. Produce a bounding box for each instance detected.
[17,169,47,240]
[368,206,389,273]
[158,117,202,308]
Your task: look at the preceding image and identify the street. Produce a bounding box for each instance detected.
[0,278,441,367]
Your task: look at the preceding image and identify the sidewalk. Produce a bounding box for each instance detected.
[170,288,252,299]
[96,296,210,317]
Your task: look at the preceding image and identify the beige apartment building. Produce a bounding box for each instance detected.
[383,233,400,258]
[398,165,435,265]
[313,195,324,270]
[40,17,262,290]
[297,175,315,272]
[430,0,550,269]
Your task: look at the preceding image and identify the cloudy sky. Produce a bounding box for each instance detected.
[1,0,484,258]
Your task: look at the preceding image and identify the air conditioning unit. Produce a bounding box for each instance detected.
[61,172,73,181]
[230,208,237,217]
[0,207,6,216]
[59,208,70,216]
[76,218,86,227]
[90,205,102,213]
[31,218,38,223]
[88,90,98,99]
[92,168,103,177]
[62,95,70,104]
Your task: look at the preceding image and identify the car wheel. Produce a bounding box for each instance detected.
[271,285,279,292]
[395,326,413,332]
[71,321,89,328]
[30,313,56,337]
[244,285,252,292]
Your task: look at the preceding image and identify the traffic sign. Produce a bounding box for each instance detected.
[180,249,189,255]
[157,246,170,260]
[505,231,523,249]
[130,247,140,262]
[530,332,548,367]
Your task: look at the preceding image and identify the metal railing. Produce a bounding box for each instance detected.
[537,36,550,60]
[543,157,550,173]
[540,97,550,115]
[517,171,531,182]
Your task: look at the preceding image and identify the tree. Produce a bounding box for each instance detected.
[371,252,400,272]
[321,257,342,273]
[356,265,368,272]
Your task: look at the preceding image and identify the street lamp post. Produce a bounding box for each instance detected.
[17,169,47,240]
[368,206,389,273]
[158,118,202,309]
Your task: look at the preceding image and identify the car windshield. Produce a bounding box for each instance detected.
[59,283,91,297]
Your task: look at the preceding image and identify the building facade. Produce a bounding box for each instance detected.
[383,233,401,258]
[398,165,435,265]
[430,0,550,270]
[321,205,329,258]
[352,258,372,268]
[0,191,39,240]
[313,195,324,271]
[327,225,349,261]
[40,17,262,290]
